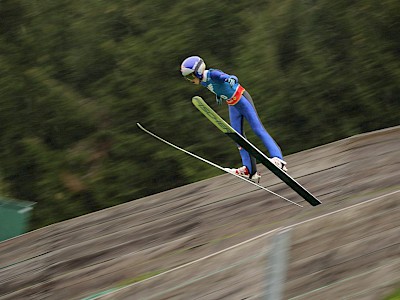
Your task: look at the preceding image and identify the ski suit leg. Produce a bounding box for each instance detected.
[234,92,283,159]
[228,104,257,175]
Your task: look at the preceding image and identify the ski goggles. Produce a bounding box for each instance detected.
[183,72,197,81]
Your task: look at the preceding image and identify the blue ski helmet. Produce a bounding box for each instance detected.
[180,56,206,80]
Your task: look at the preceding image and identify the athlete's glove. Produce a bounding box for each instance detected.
[225,76,237,87]
[216,95,223,105]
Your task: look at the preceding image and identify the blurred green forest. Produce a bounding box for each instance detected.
[0,0,399,229]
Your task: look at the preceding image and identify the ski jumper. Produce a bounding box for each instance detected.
[201,69,283,175]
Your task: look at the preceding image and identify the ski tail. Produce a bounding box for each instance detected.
[137,123,302,207]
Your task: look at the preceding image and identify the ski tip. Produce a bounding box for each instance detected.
[192,96,203,103]
[137,123,144,130]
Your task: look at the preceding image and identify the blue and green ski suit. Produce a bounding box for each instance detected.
[200,68,283,175]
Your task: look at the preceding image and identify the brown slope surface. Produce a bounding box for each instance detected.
[97,192,399,300]
[0,126,399,299]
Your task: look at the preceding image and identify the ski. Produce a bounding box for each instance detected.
[191,96,322,207]
[137,123,302,207]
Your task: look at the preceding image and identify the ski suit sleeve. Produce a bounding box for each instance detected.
[209,69,238,84]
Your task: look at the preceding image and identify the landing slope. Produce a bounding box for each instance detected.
[0,126,398,299]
